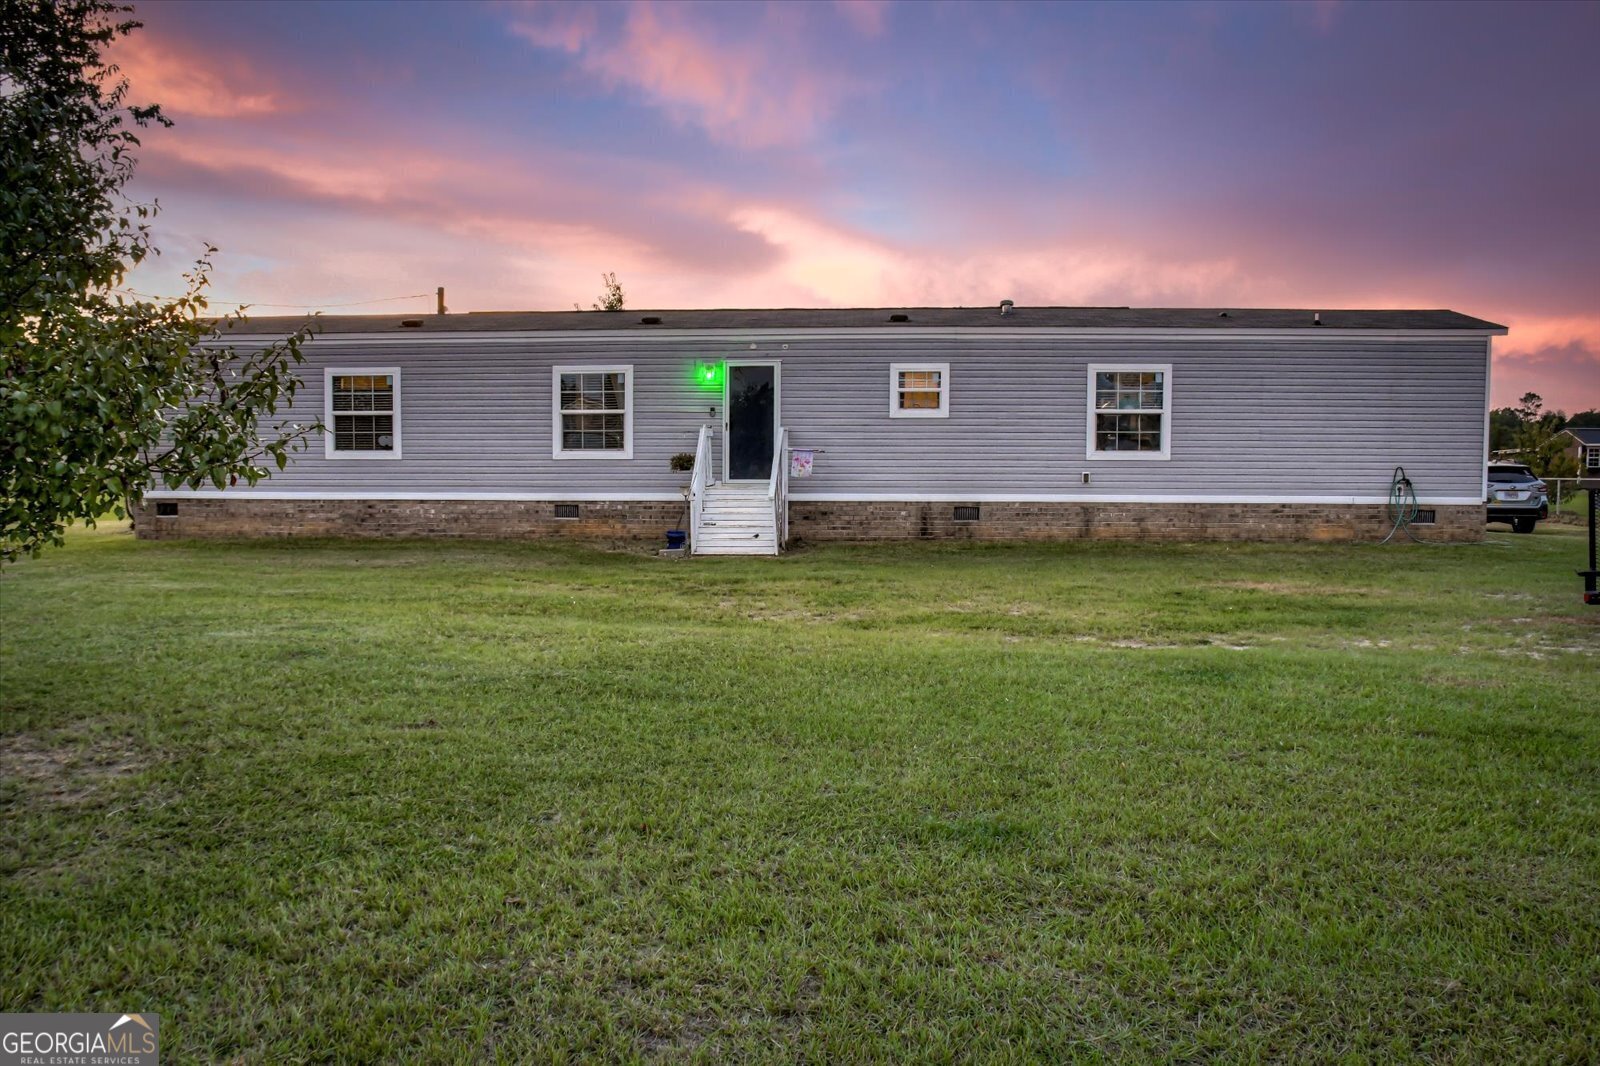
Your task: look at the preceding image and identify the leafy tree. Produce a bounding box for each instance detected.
[1509,394,1580,479]
[577,271,625,312]
[1512,392,1545,426]
[1488,406,1523,453]
[1,0,315,565]
[1567,409,1600,428]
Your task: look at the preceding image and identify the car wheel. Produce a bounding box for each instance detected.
[1512,518,1536,534]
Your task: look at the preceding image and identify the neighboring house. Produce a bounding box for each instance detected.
[1558,427,1600,475]
[137,305,1506,552]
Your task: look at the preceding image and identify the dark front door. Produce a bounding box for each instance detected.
[725,362,777,480]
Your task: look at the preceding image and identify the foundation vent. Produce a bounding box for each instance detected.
[155,501,179,517]
[554,503,580,519]
[954,505,981,522]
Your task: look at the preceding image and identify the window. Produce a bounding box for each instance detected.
[325,368,400,458]
[553,365,633,458]
[1086,364,1171,460]
[889,362,949,418]
[1586,445,1600,471]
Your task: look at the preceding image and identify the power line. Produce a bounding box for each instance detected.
[110,288,433,310]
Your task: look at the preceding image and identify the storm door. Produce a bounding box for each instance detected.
[724,362,779,481]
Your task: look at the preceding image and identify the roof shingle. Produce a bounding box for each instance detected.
[219,305,1508,335]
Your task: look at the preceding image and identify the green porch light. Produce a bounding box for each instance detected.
[694,361,724,390]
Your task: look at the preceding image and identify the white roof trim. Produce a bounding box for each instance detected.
[207,326,1509,344]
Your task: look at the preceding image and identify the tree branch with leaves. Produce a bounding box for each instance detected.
[1,0,318,565]
[576,272,625,312]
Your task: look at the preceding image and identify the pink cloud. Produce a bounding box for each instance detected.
[107,33,289,118]
[147,129,461,208]
[508,1,863,147]
[132,115,781,282]
[509,2,598,52]
[1489,316,1600,412]
[726,204,1249,308]
[1492,343,1600,414]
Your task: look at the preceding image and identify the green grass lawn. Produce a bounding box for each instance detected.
[2,525,1597,1062]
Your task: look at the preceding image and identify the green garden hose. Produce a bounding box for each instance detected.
[1380,465,1421,544]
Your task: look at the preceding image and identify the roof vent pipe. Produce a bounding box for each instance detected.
[999,299,1014,316]
[1313,312,1322,326]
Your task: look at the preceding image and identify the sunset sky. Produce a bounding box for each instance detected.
[116,0,1599,410]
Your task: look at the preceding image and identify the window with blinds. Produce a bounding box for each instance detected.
[1087,365,1171,459]
[889,362,950,418]
[325,369,400,457]
[553,366,633,458]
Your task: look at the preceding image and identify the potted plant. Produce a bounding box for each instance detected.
[665,453,696,549]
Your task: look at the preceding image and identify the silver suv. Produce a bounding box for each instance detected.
[1486,463,1548,534]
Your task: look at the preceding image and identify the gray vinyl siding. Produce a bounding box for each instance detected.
[212,331,1488,502]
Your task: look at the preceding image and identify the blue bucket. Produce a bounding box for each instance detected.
[665,530,688,550]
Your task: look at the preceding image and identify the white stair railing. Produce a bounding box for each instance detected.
[767,425,788,553]
[687,424,712,556]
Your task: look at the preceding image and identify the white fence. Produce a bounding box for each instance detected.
[1547,478,1592,516]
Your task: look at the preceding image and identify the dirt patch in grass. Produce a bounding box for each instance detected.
[740,607,865,623]
[635,1012,716,1059]
[0,734,150,807]
[1210,579,1391,599]
[1210,580,1320,593]
[1073,636,1232,650]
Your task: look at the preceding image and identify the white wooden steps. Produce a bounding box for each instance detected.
[694,483,778,556]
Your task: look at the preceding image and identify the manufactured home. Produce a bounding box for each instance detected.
[135,305,1505,552]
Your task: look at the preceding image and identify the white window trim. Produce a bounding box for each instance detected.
[1585,445,1600,470]
[888,362,950,419]
[1085,363,1172,461]
[552,364,634,459]
[324,366,402,459]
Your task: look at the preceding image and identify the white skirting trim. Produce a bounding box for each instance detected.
[144,490,686,502]
[144,490,1484,506]
[789,493,1483,505]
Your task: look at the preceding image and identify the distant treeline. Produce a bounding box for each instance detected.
[1489,394,1598,477]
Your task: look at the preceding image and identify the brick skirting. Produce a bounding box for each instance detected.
[787,501,1483,543]
[134,497,1483,543]
[132,498,684,542]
